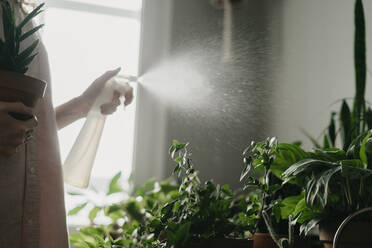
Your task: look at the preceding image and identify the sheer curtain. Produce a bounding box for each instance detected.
[42,0,142,226]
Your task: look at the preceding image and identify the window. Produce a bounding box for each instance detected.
[43,0,142,226]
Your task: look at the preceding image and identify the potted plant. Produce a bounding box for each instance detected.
[0,0,46,119]
[68,140,257,248]
[156,140,256,248]
[277,0,372,247]
[240,138,312,248]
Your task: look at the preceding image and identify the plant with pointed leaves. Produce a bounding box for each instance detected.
[0,0,44,74]
[277,0,372,237]
[307,0,370,151]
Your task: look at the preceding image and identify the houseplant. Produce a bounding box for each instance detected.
[157,140,256,248]
[0,0,46,119]
[240,138,312,248]
[272,0,372,247]
[68,140,257,248]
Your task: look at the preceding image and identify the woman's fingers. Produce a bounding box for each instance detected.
[100,91,121,115]
[123,87,134,106]
[0,101,38,159]
[90,68,121,93]
[0,101,35,116]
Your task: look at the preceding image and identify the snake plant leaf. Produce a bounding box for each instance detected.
[16,3,44,31]
[323,135,330,149]
[352,0,366,134]
[16,39,38,62]
[2,2,15,55]
[19,24,44,42]
[364,107,372,130]
[16,52,38,73]
[328,113,336,146]
[340,100,352,150]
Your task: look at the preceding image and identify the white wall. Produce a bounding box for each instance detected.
[273,0,372,148]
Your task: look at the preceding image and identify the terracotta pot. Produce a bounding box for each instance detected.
[319,221,372,248]
[190,238,253,248]
[253,233,310,248]
[0,70,47,107]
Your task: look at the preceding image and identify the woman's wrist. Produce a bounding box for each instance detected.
[55,96,90,130]
[75,95,91,118]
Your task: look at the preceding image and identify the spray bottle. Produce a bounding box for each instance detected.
[63,75,136,188]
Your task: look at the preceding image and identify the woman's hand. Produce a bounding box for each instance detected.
[55,68,134,130]
[0,101,37,159]
[79,68,134,117]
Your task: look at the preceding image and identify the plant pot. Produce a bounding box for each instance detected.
[319,221,372,248]
[0,70,47,107]
[190,238,253,248]
[253,233,310,248]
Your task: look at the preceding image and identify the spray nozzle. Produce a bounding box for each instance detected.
[116,74,138,82]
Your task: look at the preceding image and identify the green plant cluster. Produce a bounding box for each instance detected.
[0,0,44,74]
[69,141,259,248]
[240,0,372,246]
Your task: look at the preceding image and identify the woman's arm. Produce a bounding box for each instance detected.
[55,68,133,130]
[55,96,88,130]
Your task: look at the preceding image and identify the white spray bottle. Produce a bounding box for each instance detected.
[63,75,136,188]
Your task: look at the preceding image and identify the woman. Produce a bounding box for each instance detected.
[0,1,133,247]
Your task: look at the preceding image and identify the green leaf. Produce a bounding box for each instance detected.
[306,166,341,207]
[68,202,88,216]
[67,191,84,196]
[16,3,45,31]
[88,207,102,222]
[328,113,336,146]
[341,100,353,150]
[282,159,335,186]
[107,172,123,195]
[280,193,304,219]
[136,178,155,196]
[352,0,366,136]
[364,108,372,130]
[176,222,191,245]
[270,143,309,178]
[19,24,44,41]
[359,131,372,167]
[323,135,330,149]
[16,39,38,62]
[300,218,322,236]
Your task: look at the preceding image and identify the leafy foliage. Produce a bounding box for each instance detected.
[158,140,258,247]
[0,0,44,74]
[69,141,257,248]
[277,0,372,236]
[240,138,304,248]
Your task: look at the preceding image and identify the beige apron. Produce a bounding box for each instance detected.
[0,2,69,247]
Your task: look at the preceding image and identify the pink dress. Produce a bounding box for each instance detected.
[0,2,69,247]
